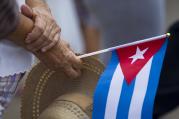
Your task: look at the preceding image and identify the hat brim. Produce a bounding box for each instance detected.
[21,57,104,119]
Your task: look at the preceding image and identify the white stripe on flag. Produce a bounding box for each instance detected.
[104,64,124,119]
[128,57,153,119]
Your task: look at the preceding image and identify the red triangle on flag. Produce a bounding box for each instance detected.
[116,38,166,84]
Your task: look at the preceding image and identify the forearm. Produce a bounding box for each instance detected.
[8,14,51,56]
[8,14,33,47]
[25,0,49,9]
[7,13,48,65]
[7,13,61,69]
[8,12,81,77]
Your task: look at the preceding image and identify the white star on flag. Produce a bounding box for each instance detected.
[129,46,148,64]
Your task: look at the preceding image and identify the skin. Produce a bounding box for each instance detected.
[8,1,82,78]
[23,0,60,52]
[23,5,61,52]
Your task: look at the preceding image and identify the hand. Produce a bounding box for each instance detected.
[21,5,60,52]
[20,5,82,78]
[35,38,82,78]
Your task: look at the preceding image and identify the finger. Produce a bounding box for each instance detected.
[25,16,46,43]
[27,39,47,52]
[66,46,82,70]
[41,34,60,52]
[37,20,55,47]
[64,65,80,79]
[21,5,33,19]
[63,51,82,75]
[73,68,82,77]
[48,23,61,40]
[26,19,53,51]
[33,21,56,52]
[42,20,55,41]
[29,20,57,52]
[66,51,82,70]
[27,31,51,52]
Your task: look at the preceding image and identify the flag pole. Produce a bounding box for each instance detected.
[78,33,170,59]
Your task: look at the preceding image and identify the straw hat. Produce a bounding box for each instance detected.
[21,56,104,119]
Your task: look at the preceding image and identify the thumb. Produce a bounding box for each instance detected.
[21,5,34,19]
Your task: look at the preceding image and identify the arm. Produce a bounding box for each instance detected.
[8,13,82,78]
[0,0,81,78]
[8,14,33,46]
[15,1,81,78]
[26,0,49,8]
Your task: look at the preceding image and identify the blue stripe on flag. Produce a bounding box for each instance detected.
[142,39,168,119]
[93,51,119,119]
[116,78,136,119]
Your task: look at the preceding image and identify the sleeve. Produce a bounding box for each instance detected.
[0,0,19,39]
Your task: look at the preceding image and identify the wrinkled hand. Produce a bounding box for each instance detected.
[21,5,60,52]
[21,5,82,78]
[36,39,82,78]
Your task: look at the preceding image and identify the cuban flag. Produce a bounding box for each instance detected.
[93,36,168,119]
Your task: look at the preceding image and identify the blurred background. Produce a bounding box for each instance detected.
[3,0,179,118]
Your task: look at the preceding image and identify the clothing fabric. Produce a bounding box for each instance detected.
[0,73,24,118]
[0,40,34,77]
[0,0,19,39]
[0,0,34,77]
[84,0,165,64]
[0,0,34,117]
[154,22,179,118]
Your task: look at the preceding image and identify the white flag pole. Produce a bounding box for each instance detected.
[78,33,170,59]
